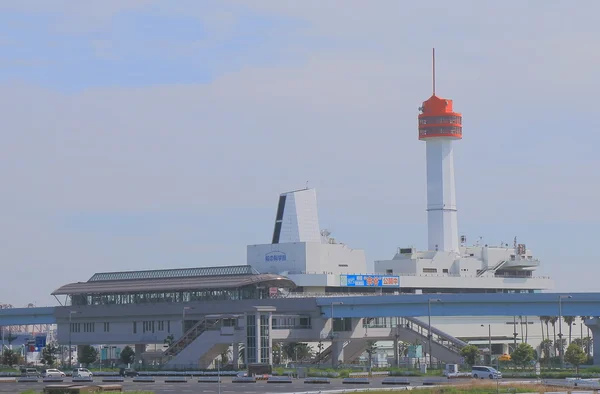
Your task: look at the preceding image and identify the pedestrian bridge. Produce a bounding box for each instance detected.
[316,292,600,318]
[0,307,56,326]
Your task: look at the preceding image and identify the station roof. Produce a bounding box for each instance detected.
[52,265,295,295]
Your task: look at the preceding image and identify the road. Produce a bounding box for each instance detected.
[0,377,576,394]
[0,376,450,393]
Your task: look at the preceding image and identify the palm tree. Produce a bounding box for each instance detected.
[563,316,575,344]
[549,317,558,356]
[539,317,545,342]
[541,316,552,343]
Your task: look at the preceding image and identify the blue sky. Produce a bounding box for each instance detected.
[1,1,599,306]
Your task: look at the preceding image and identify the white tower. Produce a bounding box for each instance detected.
[271,188,322,244]
[418,49,462,253]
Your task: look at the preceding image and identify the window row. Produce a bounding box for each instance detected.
[133,320,171,334]
[419,116,462,125]
[71,287,268,306]
[419,126,462,137]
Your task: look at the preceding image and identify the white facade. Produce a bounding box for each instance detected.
[426,138,459,253]
[272,188,321,244]
[247,242,367,276]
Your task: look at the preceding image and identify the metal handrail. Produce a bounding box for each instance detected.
[162,318,221,359]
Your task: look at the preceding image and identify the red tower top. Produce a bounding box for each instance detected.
[418,49,462,141]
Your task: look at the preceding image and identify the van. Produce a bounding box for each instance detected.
[471,366,502,379]
[20,368,40,377]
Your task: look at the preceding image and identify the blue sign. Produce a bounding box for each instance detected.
[35,335,47,348]
[340,274,400,287]
[265,251,287,262]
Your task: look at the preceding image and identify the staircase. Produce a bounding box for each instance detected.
[398,317,467,363]
[163,318,219,360]
[477,260,508,277]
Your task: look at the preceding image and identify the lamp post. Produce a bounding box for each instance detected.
[428,298,442,368]
[182,307,193,334]
[481,324,492,365]
[68,311,79,369]
[558,295,572,368]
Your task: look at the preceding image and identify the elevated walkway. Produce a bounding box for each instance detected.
[0,307,56,326]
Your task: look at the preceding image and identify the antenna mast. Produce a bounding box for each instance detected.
[432,48,436,96]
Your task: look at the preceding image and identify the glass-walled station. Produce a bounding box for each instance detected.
[52,265,296,306]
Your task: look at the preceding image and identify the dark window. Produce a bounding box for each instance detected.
[133,322,137,334]
[275,195,286,221]
[272,222,283,244]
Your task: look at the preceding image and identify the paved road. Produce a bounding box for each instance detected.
[0,377,453,393]
[1,377,563,394]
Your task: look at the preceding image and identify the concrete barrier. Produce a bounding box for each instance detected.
[102,377,125,383]
[164,376,188,383]
[348,372,370,378]
[304,377,331,384]
[267,376,293,384]
[0,378,16,383]
[342,378,370,385]
[382,377,410,385]
[370,371,390,377]
[132,376,155,383]
[198,377,221,383]
[232,377,257,383]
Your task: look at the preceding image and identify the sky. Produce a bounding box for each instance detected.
[1,1,599,307]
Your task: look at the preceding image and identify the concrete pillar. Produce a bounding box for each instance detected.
[232,342,239,369]
[331,340,344,368]
[393,337,399,367]
[255,312,261,364]
[267,312,273,365]
[585,318,600,365]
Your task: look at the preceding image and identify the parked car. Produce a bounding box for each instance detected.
[471,365,502,379]
[72,368,93,378]
[41,369,65,378]
[119,368,139,377]
[20,368,40,377]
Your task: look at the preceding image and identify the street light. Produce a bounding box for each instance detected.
[428,298,442,368]
[558,295,572,368]
[68,311,79,369]
[481,324,492,365]
[182,307,194,334]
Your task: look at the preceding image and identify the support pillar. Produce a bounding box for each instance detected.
[331,339,344,368]
[585,318,600,365]
[267,312,273,365]
[393,337,399,367]
[134,344,146,367]
[232,342,239,369]
[255,312,261,364]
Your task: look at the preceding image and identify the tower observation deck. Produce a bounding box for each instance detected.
[418,49,462,253]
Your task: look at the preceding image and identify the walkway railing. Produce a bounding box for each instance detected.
[162,317,221,361]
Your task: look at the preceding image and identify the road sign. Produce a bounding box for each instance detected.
[35,336,47,348]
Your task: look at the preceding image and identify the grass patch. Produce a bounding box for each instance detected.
[363,382,552,393]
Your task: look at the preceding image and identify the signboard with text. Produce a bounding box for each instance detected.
[340,274,400,287]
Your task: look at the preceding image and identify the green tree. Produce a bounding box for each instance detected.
[41,343,59,366]
[120,346,135,365]
[460,345,480,366]
[78,345,98,367]
[365,341,377,370]
[511,343,535,369]
[315,341,324,364]
[540,339,553,361]
[163,334,175,347]
[219,348,230,364]
[565,343,587,373]
[282,342,312,362]
[1,348,19,365]
[563,316,576,344]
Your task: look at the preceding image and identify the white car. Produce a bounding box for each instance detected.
[42,369,65,378]
[72,368,93,378]
[471,366,502,379]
